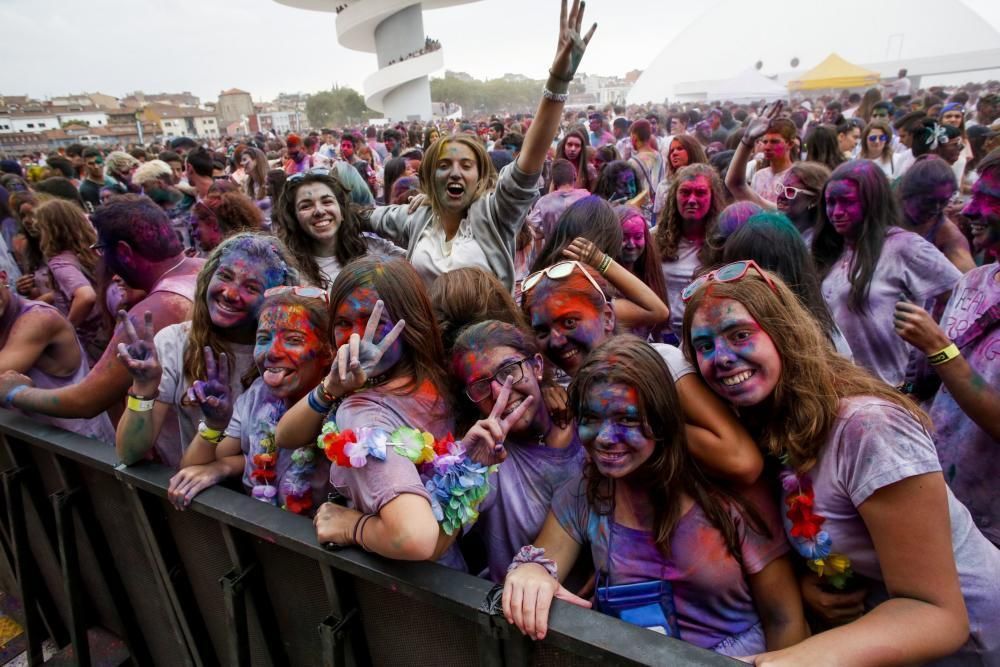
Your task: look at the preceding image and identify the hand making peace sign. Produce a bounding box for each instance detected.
[323,299,406,397]
[463,376,536,466]
[185,347,233,430]
[116,310,162,397]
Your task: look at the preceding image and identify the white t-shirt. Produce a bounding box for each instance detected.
[409,218,491,288]
[312,234,406,286]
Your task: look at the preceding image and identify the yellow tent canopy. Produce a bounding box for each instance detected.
[788,53,880,91]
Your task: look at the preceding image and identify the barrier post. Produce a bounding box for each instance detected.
[51,488,90,667]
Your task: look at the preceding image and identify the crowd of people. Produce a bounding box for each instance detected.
[1,3,999,662]
[386,37,443,66]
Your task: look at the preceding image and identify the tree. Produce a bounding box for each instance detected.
[431,74,543,116]
[305,87,374,128]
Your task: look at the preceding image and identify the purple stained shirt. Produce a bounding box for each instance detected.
[782,397,1000,662]
[475,433,586,582]
[821,228,961,387]
[47,251,105,363]
[659,237,703,333]
[226,379,331,512]
[524,188,591,240]
[930,264,1000,546]
[552,477,788,655]
[328,382,464,570]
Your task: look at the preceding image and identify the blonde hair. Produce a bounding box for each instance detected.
[133,159,173,187]
[419,135,497,222]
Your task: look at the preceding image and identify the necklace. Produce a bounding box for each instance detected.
[159,255,189,279]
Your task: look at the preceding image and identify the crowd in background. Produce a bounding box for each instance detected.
[2,11,1000,662]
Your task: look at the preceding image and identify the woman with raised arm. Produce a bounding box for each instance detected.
[363,0,597,292]
[683,265,1000,664]
[114,233,298,468]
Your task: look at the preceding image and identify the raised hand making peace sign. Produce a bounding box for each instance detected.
[463,376,536,466]
[323,299,406,397]
[185,347,233,429]
[116,310,162,397]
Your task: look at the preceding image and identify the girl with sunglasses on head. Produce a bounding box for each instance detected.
[683,264,1000,664]
[362,0,597,292]
[813,160,961,388]
[115,233,299,470]
[169,288,335,514]
[502,335,806,654]
[449,320,584,583]
[274,169,401,288]
[275,256,473,566]
[521,259,761,484]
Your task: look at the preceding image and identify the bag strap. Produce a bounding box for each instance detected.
[954,302,1000,350]
[629,156,654,199]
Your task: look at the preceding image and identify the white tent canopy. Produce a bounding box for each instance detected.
[627,0,1000,104]
[703,68,787,103]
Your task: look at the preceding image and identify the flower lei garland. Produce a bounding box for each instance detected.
[318,422,494,535]
[249,396,320,515]
[780,467,853,589]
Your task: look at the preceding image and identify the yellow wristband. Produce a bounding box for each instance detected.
[127,395,155,412]
[927,342,960,366]
[198,421,226,444]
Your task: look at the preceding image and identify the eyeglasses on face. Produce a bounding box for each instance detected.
[867,134,888,143]
[681,259,778,303]
[773,182,815,200]
[465,358,530,403]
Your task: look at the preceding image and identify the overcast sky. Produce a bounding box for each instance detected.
[2,0,999,104]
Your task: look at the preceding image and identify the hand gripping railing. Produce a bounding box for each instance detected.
[0,410,735,666]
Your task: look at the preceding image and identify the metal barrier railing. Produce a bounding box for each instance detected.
[0,410,735,666]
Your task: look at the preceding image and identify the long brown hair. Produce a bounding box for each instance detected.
[182,233,300,387]
[33,198,99,278]
[665,134,708,180]
[681,272,928,472]
[654,163,725,264]
[570,336,768,561]
[242,147,269,201]
[555,128,596,191]
[327,255,450,406]
[429,267,528,352]
[274,171,368,288]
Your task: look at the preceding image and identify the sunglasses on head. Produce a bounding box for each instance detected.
[263,285,328,302]
[680,260,777,303]
[286,167,332,184]
[522,261,608,305]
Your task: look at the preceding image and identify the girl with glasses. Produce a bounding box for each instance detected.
[813,160,961,387]
[448,320,583,583]
[683,267,1000,663]
[115,233,299,471]
[859,120,899,177]
[502,335,806,655]
[521,259,761,484]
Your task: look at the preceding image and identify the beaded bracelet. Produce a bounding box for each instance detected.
[542,88,569,103]
[507,545,558,579]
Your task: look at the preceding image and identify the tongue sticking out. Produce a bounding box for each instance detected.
[263,368,291,388]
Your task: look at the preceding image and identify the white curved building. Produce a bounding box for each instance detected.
[627,0,1000,104]
[274,0,482,120]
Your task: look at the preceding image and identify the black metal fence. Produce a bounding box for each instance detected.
[0,410,735,666]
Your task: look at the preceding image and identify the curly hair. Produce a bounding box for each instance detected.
[182,233,300,388]
[274,171,368,288]
[654,163,725,264]
[681,271,928,472]
[33,198,99,278]
[570,335,768,560]
[193,191,264,244]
